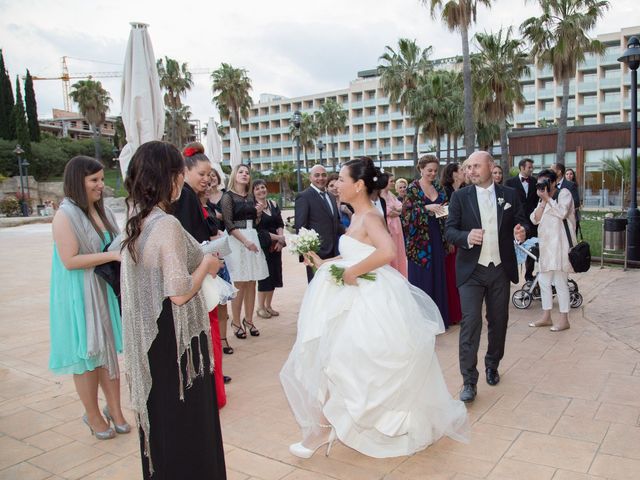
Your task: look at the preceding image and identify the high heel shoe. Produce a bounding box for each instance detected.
[82,414,115,440]
[289,427,336,459]
[243,318,260,337]
[103,407,132,434]
[221,337,234,354]
[231,321,247,339]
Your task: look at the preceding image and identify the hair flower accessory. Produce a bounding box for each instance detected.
[373,176,378,182]
[183,147,198,157]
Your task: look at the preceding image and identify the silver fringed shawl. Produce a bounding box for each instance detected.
[120,208,214,471]
[58,198,120,378]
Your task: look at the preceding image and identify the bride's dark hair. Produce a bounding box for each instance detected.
[122,141,185,262]
[343,156,387,194]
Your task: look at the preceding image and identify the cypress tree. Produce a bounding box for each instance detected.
[12,76,31,157]
[24,70,40,142]
[0,49,15,140]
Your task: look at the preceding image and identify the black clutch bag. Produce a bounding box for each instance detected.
[94,242,121,298]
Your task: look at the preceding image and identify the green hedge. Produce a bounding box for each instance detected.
[0,134,115,181]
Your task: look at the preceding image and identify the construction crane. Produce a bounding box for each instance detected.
[31,56,213,112]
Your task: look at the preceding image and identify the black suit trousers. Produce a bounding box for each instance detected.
[458,263,510,385]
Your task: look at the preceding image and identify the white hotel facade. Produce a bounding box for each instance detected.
[221,25,640,173]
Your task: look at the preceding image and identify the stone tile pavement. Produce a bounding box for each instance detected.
[1,221,639,479]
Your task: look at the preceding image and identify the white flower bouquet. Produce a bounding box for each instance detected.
[288,227,321,256]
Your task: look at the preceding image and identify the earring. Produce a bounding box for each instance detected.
[356,188,361,193]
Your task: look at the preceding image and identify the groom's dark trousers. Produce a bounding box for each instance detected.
[458,263,510,385]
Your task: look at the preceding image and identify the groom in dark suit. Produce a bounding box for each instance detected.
[295,164,343,282]
[446,151,528,402]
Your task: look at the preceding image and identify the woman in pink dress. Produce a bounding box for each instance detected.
[381,174,407,277]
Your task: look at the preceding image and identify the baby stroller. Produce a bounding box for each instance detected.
[511,241,583,310]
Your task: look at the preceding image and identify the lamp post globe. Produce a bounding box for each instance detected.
[292,110,302,192]
[317,139,325,166]
[618,36,640,262]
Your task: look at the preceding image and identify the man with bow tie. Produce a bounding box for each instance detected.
[295,164,344,282]
[506,158,538,282]
[446,151,529,403]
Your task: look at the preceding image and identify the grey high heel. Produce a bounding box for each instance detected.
[103,406,132,434]
[82,414,115,440]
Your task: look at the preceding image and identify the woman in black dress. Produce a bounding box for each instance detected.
[121,141,226,479]
[252,179,286,318]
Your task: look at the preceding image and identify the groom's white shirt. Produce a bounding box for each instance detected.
[475,183,501,267]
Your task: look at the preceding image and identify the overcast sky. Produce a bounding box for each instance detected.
[0,0,636,125]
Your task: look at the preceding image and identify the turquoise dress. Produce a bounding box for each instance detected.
[49,232,122,375]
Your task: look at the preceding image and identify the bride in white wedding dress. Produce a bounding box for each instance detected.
[280,157,470,459]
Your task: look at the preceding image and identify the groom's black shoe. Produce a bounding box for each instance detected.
[486,368,500,386]
[460,384,477,403]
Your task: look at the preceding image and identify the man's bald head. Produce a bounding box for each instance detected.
[309,164,328,190]
[466,151,495,188]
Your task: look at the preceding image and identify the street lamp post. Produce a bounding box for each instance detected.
[13,144,29,217]
[292,110,302,192]
[317,140,325,166]
[112,146,121,193]
[618,36,640,262]
[378,150,383,170]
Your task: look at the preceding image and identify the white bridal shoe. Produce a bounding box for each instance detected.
[289,427,337,458]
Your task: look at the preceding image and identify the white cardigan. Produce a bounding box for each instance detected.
[530,188,577,273]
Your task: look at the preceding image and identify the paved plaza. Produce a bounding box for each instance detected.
[1,219,640,480]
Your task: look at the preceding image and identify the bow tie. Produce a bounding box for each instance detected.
[521,177,530,183]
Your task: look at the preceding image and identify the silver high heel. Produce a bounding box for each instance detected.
[82,414,115,440]
[289,426,337,459]
[103,406,132,434]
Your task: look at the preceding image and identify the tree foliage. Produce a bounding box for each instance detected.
[211,63,253,131]
[521,0,610,163]
[0,50,15,140]
[69,79,111,161]
[24,70,40,142]
[157,56,193,146]
[315,99,348,170]
[12,76,31,158]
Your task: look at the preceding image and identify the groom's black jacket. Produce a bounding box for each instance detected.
[445,183,529,287]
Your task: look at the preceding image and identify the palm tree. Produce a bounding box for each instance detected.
[472,27,530,169]
[424,0,494,156]
[378,38,432,165]
[475,118,501,152]
[446,73,465,162]
[271,162,296,202]
[156,57,193,147]
[289,113,319,171]
[69,79,111,161]
[409,70,458,160]
[604,155,638,208]
[211,63,253,131]
[316,99,348,171]
[521,0,609,164]
[165,105,193,147]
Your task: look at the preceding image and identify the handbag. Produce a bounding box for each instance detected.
[563,219,591,273]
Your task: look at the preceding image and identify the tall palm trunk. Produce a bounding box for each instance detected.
[499,118,508,170]
[556,78,570,164]
[436,132,441,160]
[304,150,309,172]
[453,134,459,162]
[91,123,102,161]
[446,133,451,163]
[331,135,337,172]
[461,24,475,156]
[171,109,177,146]
[412,124,420,168]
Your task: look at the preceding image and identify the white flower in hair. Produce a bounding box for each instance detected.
[373,176,378,182]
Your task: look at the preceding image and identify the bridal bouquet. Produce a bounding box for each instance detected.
[329,264,376,286]
[288,227,321,256]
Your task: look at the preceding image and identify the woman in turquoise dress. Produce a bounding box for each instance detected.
[50,156,130,440]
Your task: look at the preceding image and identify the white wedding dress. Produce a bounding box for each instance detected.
[280,235,470,458]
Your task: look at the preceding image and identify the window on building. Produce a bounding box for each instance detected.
[581,115,597,125]
[582,94,597,105]
[582,72,597,83]
[603,67,621,78]
[603,114,621,123]
[604,91,621,103]
[366,90,376,99]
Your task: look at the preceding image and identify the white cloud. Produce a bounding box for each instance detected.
[0,0,635,125]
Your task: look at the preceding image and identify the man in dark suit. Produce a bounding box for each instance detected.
[295,164,344,282]
[505,158,538,282]
[446,151,528,403]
